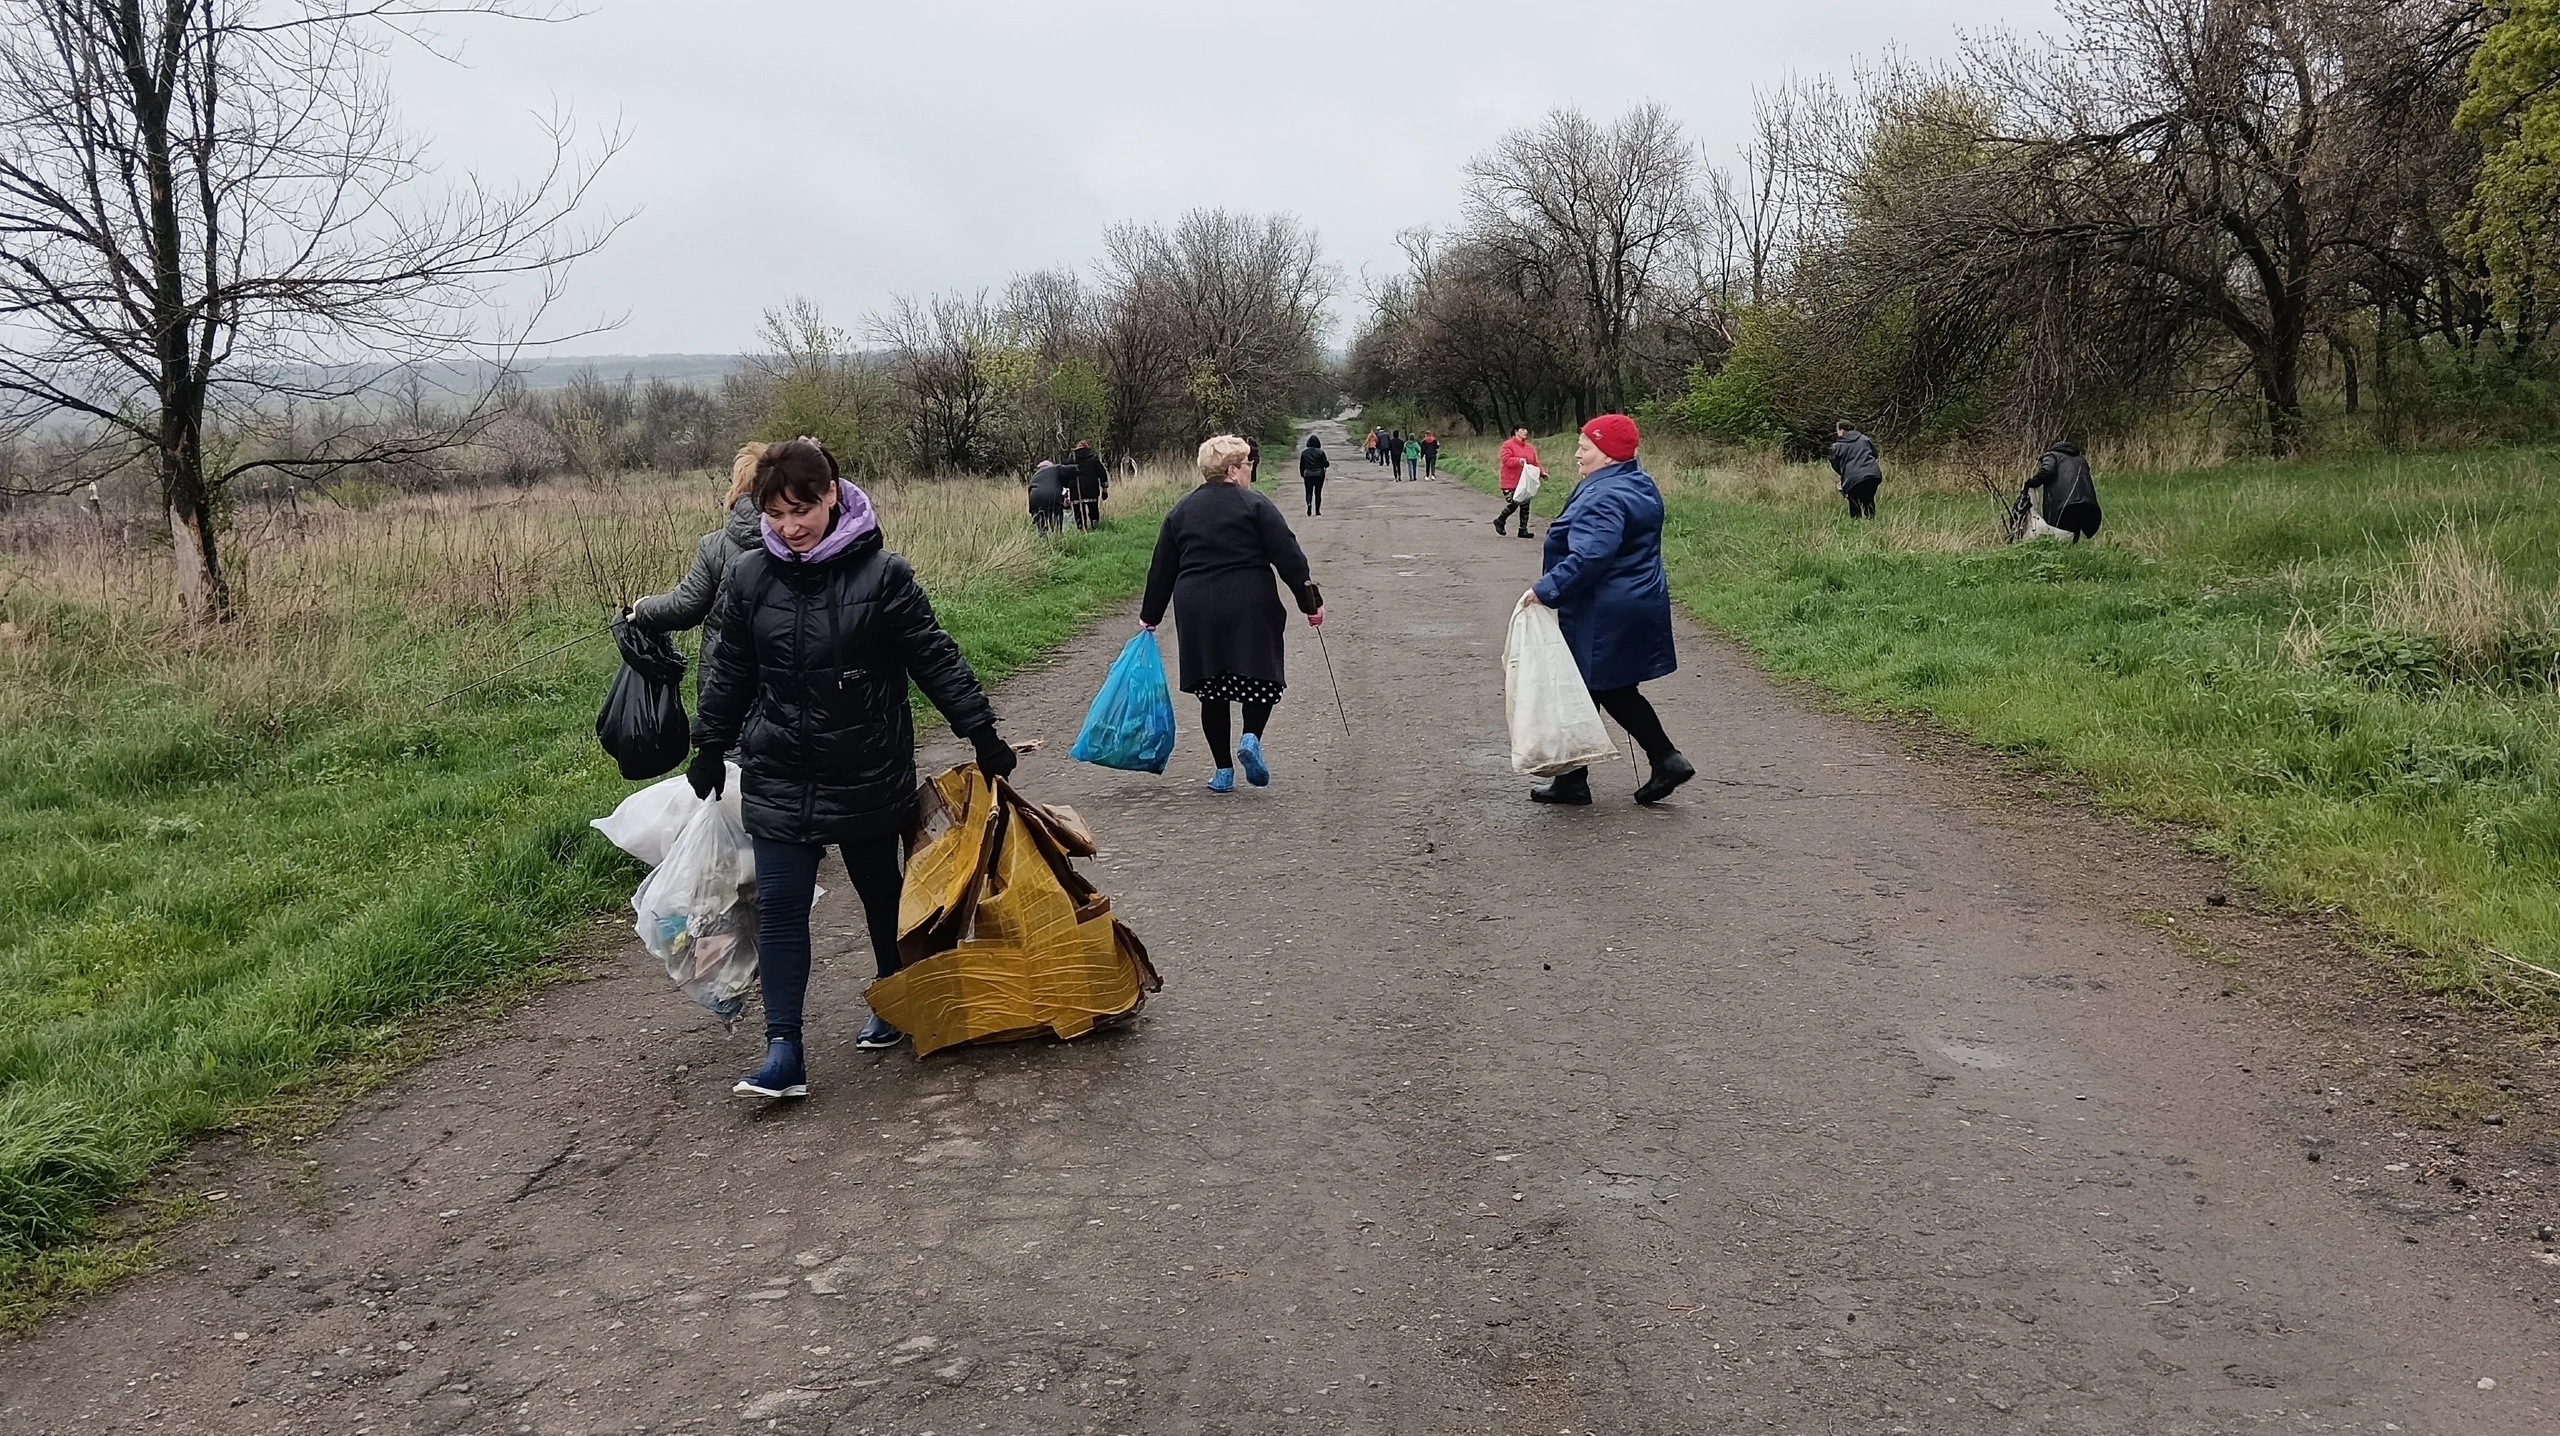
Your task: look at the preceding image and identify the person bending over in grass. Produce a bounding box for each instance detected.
[626,443,769,674]
[687,437,1019,1099]
[1829,420,1883,519]
[1142,434,1326,793]
[2024,438,2102,541]
[1522,414,1694,807]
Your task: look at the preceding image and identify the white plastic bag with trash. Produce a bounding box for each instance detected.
[631,795,761,1025]
[1505,597,1620,777]
[1512,462,1542,504]
[589,764,741,867]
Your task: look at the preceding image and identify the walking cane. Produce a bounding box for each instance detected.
[1314,623,1351,736]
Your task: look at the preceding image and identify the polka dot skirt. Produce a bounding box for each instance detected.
[1197,673,1285,705]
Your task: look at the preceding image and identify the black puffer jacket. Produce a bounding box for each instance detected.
[694,530,996,845]
[1298,438,1329,480]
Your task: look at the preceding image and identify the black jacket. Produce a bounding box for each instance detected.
[1419,437,1439,459]
[1298,439,1329,480]
[694,529,996,845]
[1829,430,1883,492]
[1027,465,1066,511]
[2028,441,2100,529]
[629,496,763,674]
[1072,448,1108,500]
[1141,482,1321,694]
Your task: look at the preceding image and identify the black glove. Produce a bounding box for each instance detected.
[686,746,726,800]
[968,727,1018,781]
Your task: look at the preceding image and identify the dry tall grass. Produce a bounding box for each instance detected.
[0,463,1186,727]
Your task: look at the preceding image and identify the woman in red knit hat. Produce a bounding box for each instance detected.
[1521,413,1694,805]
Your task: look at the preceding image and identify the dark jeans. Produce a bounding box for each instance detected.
[1844,478,1879,519]
[751,834,906,1043]
[1554,685,1676,783]
[1496,496,1534,532]
[1304,476,1324,515]
[1423,454,1437,477]
[1200,699,1274,769]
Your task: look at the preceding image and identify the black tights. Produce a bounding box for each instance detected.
[1593,685,1675,765]
[1304,477,1324,515]
[1200,699,1273,769]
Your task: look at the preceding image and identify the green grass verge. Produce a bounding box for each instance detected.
[0,485,1173,1323]
[1446,439,2560,994]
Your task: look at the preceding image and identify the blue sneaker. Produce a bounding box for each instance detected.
[1206,767,1235,793]
[732,1038,807,1098]
[1237,733,1270,787]
[855,1014,905,1050]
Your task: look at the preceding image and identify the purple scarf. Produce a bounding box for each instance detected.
[761,480,878,563]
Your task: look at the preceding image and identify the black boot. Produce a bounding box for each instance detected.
[1633,752,1696,805]
[1530,768,1593,805]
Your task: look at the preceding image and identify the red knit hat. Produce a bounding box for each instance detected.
[1581,413,1639,461]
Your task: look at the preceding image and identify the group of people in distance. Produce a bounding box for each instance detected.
[1026,439,1112,534]
[1361,425,1437,479]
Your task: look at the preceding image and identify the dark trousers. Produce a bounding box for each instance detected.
[1557,685,1677,783]
[1423,453,1436,477]
[1032,504,1065,535]
[1304,476,1324,515]
[1496,496,1534,532]
[1844,478,1878,519]
[751,834,905,1043]
[1074,496,1100,529]
[1200,699,1274,769]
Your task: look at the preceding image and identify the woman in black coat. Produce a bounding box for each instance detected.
[1141,434,1325,792]
[1297,433,1330,516]
[686,439,1018,1097]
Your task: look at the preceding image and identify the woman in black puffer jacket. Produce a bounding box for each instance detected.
[687,439,1017,1098]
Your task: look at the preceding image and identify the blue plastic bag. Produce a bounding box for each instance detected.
[1070,631,1177,774]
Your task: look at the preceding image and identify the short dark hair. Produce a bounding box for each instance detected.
[1835,419,1852,431]
[753,438,837,509]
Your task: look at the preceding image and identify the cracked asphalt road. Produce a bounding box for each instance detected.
[3,420,2553,1434]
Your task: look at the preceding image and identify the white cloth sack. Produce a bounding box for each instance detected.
[632,796,761,1023]
[590,764,741,867]
[1504,597,1620,777]
[1511,463,1542,503]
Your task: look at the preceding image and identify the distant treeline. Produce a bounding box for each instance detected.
[1351,0,2560,457]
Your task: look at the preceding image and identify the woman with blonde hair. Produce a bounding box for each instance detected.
[1140,434,1326,792]
[627,442,770,673]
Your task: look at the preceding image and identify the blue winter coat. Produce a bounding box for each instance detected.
[1531,459,1677,690]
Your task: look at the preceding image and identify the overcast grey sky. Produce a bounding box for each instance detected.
[393,0,2056,355]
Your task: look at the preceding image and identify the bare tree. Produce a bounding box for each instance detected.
[869,290,1014,472]
[1094,208,1332,449]
[0,0,617,621]
[1462,104,1703,410]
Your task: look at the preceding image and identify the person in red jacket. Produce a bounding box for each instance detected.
[1494,427,1539,537]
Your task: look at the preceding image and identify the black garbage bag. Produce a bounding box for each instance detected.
[598,614,690,780]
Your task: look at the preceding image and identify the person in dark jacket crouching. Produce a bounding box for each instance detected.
[1297,432,1330,516]
[2023,438,2102,540]
[1830,421,1883,519]
[687,438,1018,1098]
[1523,413,1694,807]
[1142,434,1326,793]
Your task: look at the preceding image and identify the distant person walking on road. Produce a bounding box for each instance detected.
[1402,434,1422,481]
[2023,438,2103,541]
[1386,429,1404,477]
[1298,433,1330,516]
[1141,435,1327,793]
[687,438,1019,1096]
[626,442,770,678]
[1495,426,1539,537]
[1363,428,1379,463]
[1071,438,1109,530]
[1420,431,1439,478]
[1027,458,1068,535]
[1522,414,1694,808]
[1830,421,1883,519]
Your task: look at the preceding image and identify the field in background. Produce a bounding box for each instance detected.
[0,464,1182,1321]
[1446,436,2560,998]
